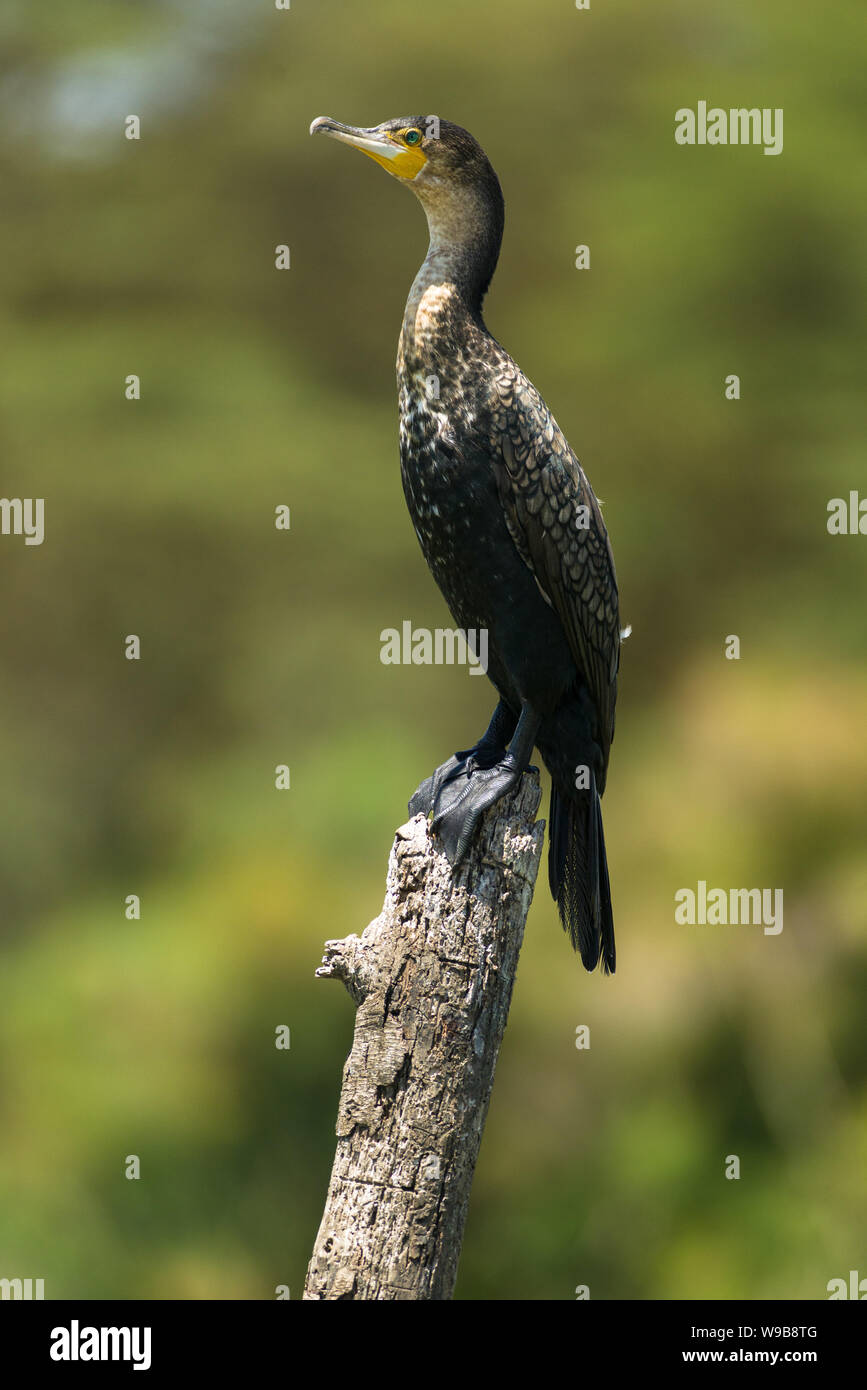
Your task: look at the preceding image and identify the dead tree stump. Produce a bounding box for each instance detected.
[303,771,544,1300]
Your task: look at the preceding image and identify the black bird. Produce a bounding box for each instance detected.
[310,115,623,973]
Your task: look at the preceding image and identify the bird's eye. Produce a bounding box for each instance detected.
[403,128,423,146]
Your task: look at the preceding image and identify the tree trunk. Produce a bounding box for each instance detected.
[303,772,544,1300]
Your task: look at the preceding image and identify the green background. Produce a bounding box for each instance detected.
[0,0,865,1299]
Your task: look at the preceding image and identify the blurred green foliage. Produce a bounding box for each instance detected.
[0,0,865,1299]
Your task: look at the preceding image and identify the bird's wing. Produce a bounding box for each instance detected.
[489,364,620,760]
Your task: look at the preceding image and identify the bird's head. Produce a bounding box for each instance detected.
[310,115,505,303]
[309,115,494,186]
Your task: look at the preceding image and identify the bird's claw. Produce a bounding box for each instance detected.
[408,754,463,818]
[429,755,522,865]
[408,742,505,819]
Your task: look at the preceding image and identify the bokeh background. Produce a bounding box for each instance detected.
[1,0,865,1300]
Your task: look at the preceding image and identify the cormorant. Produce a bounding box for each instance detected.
[310,116,622,973]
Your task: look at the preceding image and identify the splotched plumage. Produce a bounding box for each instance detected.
[313,113,622,972]
[397,270,621,972]
[490,366,620,782]
[398,291,620,762]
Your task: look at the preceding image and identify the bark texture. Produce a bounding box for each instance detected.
[303,772,544,1300]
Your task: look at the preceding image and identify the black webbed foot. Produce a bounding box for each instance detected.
[408,698,518,820]
[407,699,539,866]
[429,753,524,865]
[408,741,505,820]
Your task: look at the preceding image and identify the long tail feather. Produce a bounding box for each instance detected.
[548,777,615,974]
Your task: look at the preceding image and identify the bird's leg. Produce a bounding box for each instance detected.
[408,699,518,818]
[429,701,541,865]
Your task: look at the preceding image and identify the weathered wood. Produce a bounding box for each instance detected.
[303,772,544,1300]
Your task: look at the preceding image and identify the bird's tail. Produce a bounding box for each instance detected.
[548,775,615,974]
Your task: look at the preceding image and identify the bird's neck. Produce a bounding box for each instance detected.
[400,184,503,366]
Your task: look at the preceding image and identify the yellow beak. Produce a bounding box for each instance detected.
[310,117,427,180]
